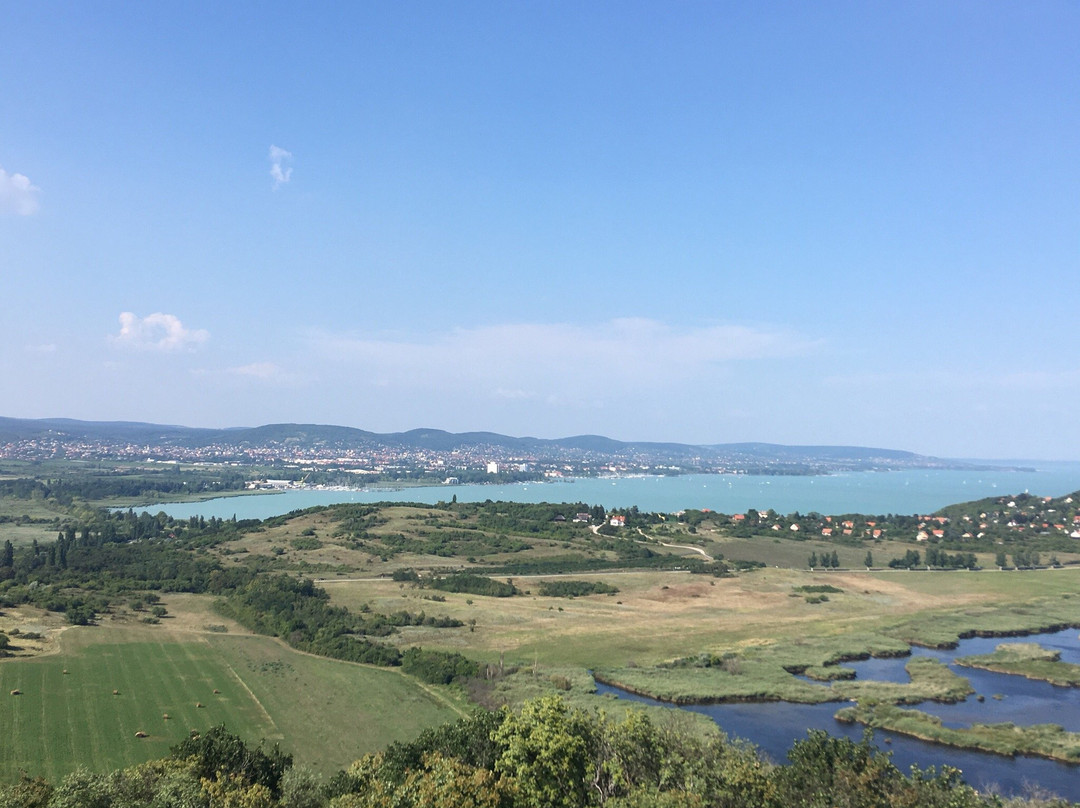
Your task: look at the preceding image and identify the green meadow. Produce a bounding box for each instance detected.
[0,621,464,782]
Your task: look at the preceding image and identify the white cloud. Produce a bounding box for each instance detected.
[110,312,209,352]
[24,343,57,354]
[309,319,816,399]
[0,166,41,215]
[269,145,292,188]
[494,388,535,400]
[228,362,291,382]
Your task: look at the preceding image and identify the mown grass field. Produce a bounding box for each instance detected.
[0,599,466,782]
[0,630,274,780]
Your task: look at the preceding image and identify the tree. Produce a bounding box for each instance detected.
[402,753,508,808]
[829,551,839,569]
[995,550,1007,569]
[493,696,594,808]
[276,766,324,808]
[590,710,661,803]
[808,553,818,570]
[0,773,52,808]
[170,725,292,796]
[1,540,12,568]
[200,772,274,808]
[778,729,900,808]
[864,551,873,569]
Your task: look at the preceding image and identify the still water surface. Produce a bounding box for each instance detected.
[148,464,1080,521]
[597,629,1080,800]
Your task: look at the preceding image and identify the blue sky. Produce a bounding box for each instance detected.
[2,2,1078,459]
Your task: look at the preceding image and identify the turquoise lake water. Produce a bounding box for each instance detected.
[149,462,1080,520]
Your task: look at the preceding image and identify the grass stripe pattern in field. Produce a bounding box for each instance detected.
[0,630,277,781]
[0,624,465,782]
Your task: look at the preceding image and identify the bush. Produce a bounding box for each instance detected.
[427,574,517,598]
[537,580,619,597]
[401,647,480,684]
[170,724,292,795]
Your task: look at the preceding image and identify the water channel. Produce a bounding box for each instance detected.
[596,629,1080,800]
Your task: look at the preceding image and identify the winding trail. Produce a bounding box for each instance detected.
[636,527,714,561]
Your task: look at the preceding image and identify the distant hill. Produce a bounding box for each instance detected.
[0,416,991,471]
[705,443,922,462]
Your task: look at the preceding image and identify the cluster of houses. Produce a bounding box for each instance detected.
[547,491,1080,548]
[685,492,1080,545]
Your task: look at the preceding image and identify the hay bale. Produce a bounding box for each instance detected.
[162,713,170,720]
[134,731,148,738]
[10,690,21,696]
[195,702,204,708]
[212,689,220,694]
[62,669,69,675]
[113,689,120,696]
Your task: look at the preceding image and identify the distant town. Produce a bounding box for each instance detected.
[0,417,1008,484]
[0,430,683,480]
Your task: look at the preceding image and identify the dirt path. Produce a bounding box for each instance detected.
[220,655,282,736]
[636,528,714,561]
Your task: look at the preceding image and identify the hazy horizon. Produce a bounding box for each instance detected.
[5,413,1080,465]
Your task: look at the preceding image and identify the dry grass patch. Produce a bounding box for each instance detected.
[0,522,63,548]
[323,569,889,666]
[0,605,70,658]
[324,567,1080,672]
[145,593,251,635]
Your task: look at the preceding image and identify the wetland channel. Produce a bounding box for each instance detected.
[596,629,1080,801]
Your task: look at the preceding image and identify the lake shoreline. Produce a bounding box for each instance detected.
[127,466,1080,523]
[835,703,1080,765]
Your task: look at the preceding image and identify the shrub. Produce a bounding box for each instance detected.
[537,580,619,597]
[402,648,480,684]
